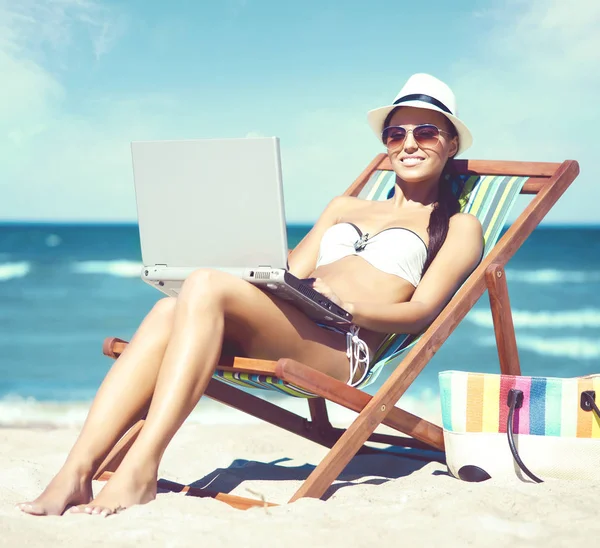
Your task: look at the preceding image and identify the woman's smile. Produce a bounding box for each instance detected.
[400,155,426,166]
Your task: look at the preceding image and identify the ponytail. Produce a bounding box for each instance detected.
[421,163,459,275]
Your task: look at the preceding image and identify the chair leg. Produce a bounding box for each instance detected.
[308,398,329,426]
[485,263,521,376]
[308,398,335,433]
[277,359,444,451]
[205,379,347,448]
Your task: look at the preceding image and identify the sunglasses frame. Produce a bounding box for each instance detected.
[381,124,453,149]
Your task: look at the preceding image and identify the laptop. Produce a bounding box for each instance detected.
[131,137,352,328]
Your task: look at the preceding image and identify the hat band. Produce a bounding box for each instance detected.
[393,93,452,115]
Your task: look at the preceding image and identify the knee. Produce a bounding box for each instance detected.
[179,268,228,307]
[151,297,177,321]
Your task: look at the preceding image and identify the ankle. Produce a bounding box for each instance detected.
[130,462,159,484]
[114,457,159,486]
[116,445,161,481]
[60,461,94,483]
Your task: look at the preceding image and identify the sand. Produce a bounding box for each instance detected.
[1,422,599,547]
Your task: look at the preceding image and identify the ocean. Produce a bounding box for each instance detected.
[1,223,599,427]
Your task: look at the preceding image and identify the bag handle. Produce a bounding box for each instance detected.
[506,389,543,483]
[507,389,600,484]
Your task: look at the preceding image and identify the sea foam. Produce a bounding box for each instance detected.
[0,391,441,428]
[71,260,142,278]
[468,308,600,329]
[506,268,600,284]
[0,261,31,281]
[479,335,600,359]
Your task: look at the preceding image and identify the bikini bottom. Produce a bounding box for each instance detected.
[316,323,370,387]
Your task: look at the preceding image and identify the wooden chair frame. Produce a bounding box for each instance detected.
[96,155,579,510]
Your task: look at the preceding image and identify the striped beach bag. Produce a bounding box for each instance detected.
[439,371,600,482]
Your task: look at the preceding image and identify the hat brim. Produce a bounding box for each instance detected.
[367,101,473,157]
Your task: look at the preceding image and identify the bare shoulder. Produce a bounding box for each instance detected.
[447,212,483,242]
[324,195,367,220]
[435,212,483,269]
[327,195,365,210]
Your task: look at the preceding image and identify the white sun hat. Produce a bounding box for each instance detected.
[367,73,473,156]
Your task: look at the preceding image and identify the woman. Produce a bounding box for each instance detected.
[18,73,483,516]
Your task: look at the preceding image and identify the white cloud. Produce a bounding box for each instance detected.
[451,0,600,223]
[0,50,63,144]
[0,0,123,58]
[1,0,598,224]
[0,91,207,220]
[0,0,133,220]
[0,0,124,146]
[0,0,379,224]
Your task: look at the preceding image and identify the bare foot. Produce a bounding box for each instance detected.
[70,466,157,517]
[17,470,93,516]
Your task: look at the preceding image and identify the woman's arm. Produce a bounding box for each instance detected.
[345,213,484,333]
[287,196,356,279]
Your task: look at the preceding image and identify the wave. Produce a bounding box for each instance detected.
[0,391,441,427]
[0,261,31,281]
[478,335,600,359]
[506,268,600,284]
[71,260,142,278]
[468,309,600,329]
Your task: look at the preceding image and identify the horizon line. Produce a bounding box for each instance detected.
[1,220,599,229]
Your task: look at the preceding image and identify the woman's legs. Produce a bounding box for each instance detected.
[78,269,352,515]
[17,297,178,516]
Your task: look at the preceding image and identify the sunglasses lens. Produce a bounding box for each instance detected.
[382,125,442,148]
[413,125,440,146]
[382,127,406,147]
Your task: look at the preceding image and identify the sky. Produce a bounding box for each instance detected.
[0,0,598,224]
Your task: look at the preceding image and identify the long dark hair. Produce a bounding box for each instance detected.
[382,109,459,276]
[421,157,459,274]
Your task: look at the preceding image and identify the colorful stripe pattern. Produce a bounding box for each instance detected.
[214,170,527,396]
[439,371,600,438]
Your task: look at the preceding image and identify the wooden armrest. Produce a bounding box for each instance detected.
[102,337,279,376]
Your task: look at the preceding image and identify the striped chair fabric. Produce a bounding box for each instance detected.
[213,170,527,397]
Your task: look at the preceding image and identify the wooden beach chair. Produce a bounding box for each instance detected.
[97,155,579,510]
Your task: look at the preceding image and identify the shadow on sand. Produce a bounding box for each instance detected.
[158,446,446,501]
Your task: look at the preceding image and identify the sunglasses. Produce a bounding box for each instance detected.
[381,124,453,149]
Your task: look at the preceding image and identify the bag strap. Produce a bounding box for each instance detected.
[506,389,543,483]
[507,388,600,484]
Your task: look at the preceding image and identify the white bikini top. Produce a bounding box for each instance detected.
[315,222,428,287]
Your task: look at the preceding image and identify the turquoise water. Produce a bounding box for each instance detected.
[0,223,599,425]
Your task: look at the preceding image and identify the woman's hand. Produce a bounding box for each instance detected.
[310,278,348,310]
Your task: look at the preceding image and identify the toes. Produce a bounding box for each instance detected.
[74,504,120,517]
[16,503,46,516]
[92,506,119,517]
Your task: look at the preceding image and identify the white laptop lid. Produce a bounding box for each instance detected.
[131,137,289,269]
